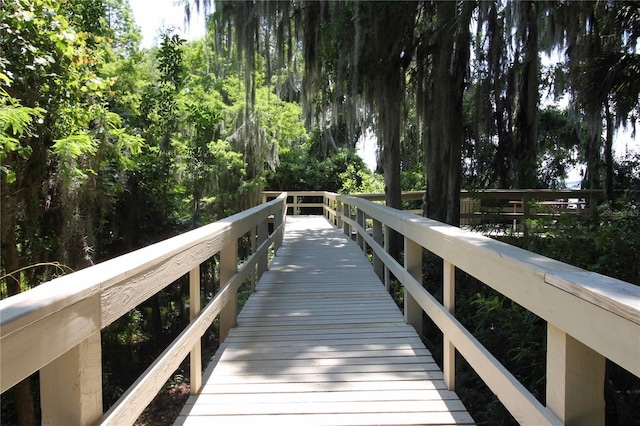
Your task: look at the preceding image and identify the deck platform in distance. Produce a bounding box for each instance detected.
[175,215,474,425]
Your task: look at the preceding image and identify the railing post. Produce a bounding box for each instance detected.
[250,226,257,291]
[443,260,456,390]
[372,219,384,282]
[189,265,202,394]
[343,203,351,236]
[40,332,102,425]
[356,208,365,251]
[219,238,238,342]
[546,323,605,425]
[257,219,268,280]
[403,237,422,335]
[337,199,343,229]
[274,203,284,251]
[384,225,391,291]
[293,194,299,215]
[323,195,329,222]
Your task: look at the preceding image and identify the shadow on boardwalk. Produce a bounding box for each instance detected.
[174,216,474,425]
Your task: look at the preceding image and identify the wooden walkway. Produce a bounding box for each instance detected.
[175,216,474,425]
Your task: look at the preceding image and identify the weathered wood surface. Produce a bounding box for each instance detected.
[175,216,473,425]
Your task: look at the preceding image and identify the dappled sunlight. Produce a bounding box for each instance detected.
[178,215,474,424]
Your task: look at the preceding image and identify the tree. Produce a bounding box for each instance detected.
[1,1,143,422]
[546,1,640,198]
[418,1,473,225]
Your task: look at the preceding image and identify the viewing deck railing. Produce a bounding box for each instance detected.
[0,194,287,425]
[1,190,638,425]
[264,189,607,236]
[271,190,639,425]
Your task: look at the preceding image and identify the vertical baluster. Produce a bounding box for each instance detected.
[384,224,391,291]
[189,265,202,394]
[546,323,605,425]
[274,202,284,251]
[40,331,102,425]
[443,260,455,390]
[343,203,351,236]
[356,209,365,251]
[372,219,384,282]
[404,237,422,335]
[219,238,238,342]
[257,219,268,280]
[250,226,257,292]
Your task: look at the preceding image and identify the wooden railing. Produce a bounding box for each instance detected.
[336,192,639,425]
[263,190,341,226]
[0,193,287,425]
[3,189,637,425]
[352,189,606,231]
[264,189,607,233]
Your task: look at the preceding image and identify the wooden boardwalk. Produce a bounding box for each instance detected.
[175,216,474,425]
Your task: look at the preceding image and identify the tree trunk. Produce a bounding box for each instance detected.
[513,0,539,188]
[379,67,403,259]
[604,101,614,202]
[583,116,602,192]
[423,1,472,226]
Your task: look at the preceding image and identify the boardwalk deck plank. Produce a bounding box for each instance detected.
[175,216,474,425]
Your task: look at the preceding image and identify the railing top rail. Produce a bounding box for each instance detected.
[0,193,287,345]
[1,193,287,394]
[340,193,639,324]
[352,189,609,201]
[339,193,640,376]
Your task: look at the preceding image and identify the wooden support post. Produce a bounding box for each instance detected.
[384,225,391,292]
[546,323,605,425]
[274,207,284,251]
[219,239,238,343]
[343,203,351,237]
[337,199,343,229]
[443,260,456,390]
[356,209,365,251]
[293,195,299,215]
[250,227,257,291]
[189,265,202,394]
[324,196,330,222]
[40,332,102,426]
[257,220,268,279]
[372,219,384,282]
[404,237,422,335]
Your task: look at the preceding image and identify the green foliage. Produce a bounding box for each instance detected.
[520,203,640,424]
[536,107,580,188]
[266,146,376,192]
[526,203,640,285]
[614,151,640,192]
[339,163,384,194]
[0,79,44,183]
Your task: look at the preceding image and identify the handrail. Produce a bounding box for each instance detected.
[337,192,640,425]
[0,193,287,425]
[262,190,340,227]
[264,189,610,233]
[3,189,637,425]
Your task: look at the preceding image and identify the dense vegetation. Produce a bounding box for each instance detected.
[1,0,639,425]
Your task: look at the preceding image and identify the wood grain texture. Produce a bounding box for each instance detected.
[341,194,640,377]
[1,294,100,392]
[175,216,474,425]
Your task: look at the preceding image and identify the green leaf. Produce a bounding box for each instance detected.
[52,133,99,158]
